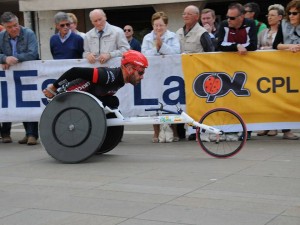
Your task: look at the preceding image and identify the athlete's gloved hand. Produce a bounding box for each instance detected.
[43,84,57,99]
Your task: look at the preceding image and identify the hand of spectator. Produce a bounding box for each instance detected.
[203,23,212,34]
[99,53,111,64]
[43,84,57,99]
[86,53,97,64]
[237,44,247,55]
[289,44,300,53]
[5,56,19,66]
[1,64,10,70]
[156,34,162,51]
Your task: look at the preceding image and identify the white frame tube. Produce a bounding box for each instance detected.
[105,108,222,135]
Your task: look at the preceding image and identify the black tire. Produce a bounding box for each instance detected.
[39,92,107,163]
[95,113,124,155]
[196,108,247,158]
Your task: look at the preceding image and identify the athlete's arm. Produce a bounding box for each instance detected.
[43,67,101,98]
[53,67,94,88]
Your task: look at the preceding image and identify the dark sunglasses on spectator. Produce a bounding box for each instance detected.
[59,23,70,28]
[124,29,131,32]
[226,15,241,20]
[288,12,300,16]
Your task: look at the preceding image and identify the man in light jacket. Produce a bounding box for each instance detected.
[83,9,130,64]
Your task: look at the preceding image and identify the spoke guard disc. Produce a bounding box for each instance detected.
[40,92,107,163]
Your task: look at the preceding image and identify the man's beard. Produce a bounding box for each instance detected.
[129,74,139,85]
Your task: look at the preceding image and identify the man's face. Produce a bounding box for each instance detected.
[244,7,255,19]
[56,20,70,36]
[90,11,106,31]
[123,25,133,39]
[3,19,20,39]
[126,64,145,85]
[182,6,199,27]
[227,8,244,29]
[201,12,215,26]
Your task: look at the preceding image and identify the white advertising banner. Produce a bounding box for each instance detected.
[0,55,184,122]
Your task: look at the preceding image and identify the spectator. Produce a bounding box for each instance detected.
[176,5,215,141]
[83,9,130,64]
[218,3,257,53]
[217,3,257,140]
[258,4,285,50]
[0,22,10,143]
[50,12,84,59]
[123,25,141,52]
[244,2,268,35]
[200,8,219,48]
[273,0,300,51]
[0,18,11,144]
[0,123,11,143]
[0,12,39,145]
[68,12,86,38]
[272,0,300,140]
[141,11,181,143]
[257,4,285,137]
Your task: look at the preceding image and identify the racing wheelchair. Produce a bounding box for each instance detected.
[40,89,247,163]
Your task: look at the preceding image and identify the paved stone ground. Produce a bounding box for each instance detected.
[0,125,299,225]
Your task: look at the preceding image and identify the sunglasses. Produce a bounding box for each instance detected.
[59,23,70,28]
[288,12,300,16]
[226,15,241,20]
[132,67,145,76]
[124,29,131,32]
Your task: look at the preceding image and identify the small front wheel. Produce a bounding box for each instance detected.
[196,108,247,158]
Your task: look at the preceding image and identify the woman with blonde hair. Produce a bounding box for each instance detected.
[67,12,85,38]
[258,4,285,50]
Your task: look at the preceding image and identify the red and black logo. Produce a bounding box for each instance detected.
[193,72,250,103]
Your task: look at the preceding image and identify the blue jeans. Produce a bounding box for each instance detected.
[0,122,11,137]
[23,122,39,139]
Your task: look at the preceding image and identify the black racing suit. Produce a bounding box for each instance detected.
[53,67,125,108]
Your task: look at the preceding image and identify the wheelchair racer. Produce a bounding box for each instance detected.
[43,50,148,108]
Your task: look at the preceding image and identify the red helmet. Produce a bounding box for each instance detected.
[121,50,148,68]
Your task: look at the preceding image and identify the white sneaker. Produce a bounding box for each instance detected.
[200,133,210,142]
[225,133,239,141]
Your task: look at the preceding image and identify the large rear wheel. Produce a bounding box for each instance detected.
[39,92,107,163]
